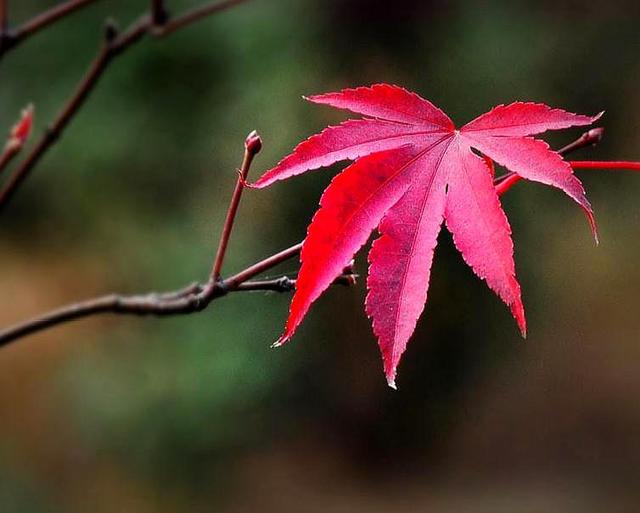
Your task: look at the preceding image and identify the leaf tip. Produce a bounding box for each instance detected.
[509,294,527,339]
[583,207,599,245]
[384,362,399,390]
[271,334,289,348]
[304,94,321,103]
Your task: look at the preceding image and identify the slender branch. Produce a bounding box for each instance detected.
[211,131,262,280]
[0,128,354,348]
[0,281,216,349]
[224,242,303,288]
[155,0,248,36]
[495,173,521,196]
[569,160,640,171]
[0,0,99,57]
[494,127,605,195]
[0,24,118,209]
[237,272,358,292]
[0,0,250,211]
[14,0,97,38]
[0,144,17,173]
[0,252,356,348]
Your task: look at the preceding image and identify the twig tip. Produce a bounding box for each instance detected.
[586,127,605,144]
[245,130,262,155]
[103,18,119,42]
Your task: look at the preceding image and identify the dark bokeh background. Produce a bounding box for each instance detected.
[1,1,639,511]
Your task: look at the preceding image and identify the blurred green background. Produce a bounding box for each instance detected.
[1,0,639,511]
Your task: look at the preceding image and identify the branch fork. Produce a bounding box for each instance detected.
[0,0,252,211]
[0,133,357,347]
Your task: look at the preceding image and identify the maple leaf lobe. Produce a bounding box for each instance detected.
[462,101,601,136]
[306,83,454,130]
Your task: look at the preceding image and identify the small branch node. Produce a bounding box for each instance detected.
[214,278,229,296]
[44,124,60,143]
[150,0,170,30]
[103,18,119,43]
[276,276,295,291]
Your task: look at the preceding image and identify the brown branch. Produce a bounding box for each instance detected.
[0,128,355,348]
[0,124,356,348]
[0,130,267,346]
[0,268,357,348]
[0,0,100,57]
[0,0,251,212]
[0,24,121,209]
[155,0,248,36]
[0,138,20,176]
[0,144,17,173]
[224,242,303,288]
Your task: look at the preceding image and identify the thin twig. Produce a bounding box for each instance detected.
[224,242,303,288]
[0,248,356,348]
[0,132,292,346]
[0,139,20,175]
[495,173,521,196]
[569,160,640,171]
[0,26,120,208]
[0,130,353,348]
[0,0,250,211]
[155,0,248,36]
[211,131,262,280]
[0,0,99,57]
[0,169,354,348]
[236,272,358,292]
[0,145,16,173]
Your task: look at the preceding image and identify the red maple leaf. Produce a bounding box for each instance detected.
[253,84,604,388]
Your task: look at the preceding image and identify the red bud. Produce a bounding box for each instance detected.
[8,104,34,150]
[244,130,262,155]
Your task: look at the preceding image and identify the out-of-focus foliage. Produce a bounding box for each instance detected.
[0,0,639,512]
